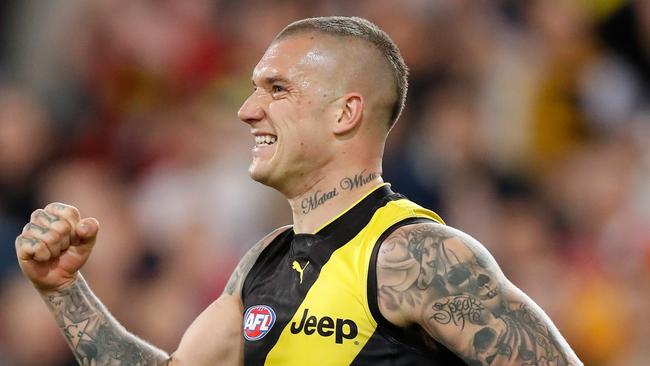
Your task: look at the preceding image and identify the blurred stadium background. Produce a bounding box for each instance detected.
[0,0,648,365]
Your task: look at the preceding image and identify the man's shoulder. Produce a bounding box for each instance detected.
[245,225,294,266]
[257,225,293,248]
[224,225,292,297]
[244,224,293,263]
[380,191,446,226]
[379,220,490,263]
[374,220,500,326]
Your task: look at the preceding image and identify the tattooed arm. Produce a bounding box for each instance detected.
[376,222,583,366]
[15,203,170,365]
[41,226,288,366]
[16,201,289,366]
[41,276,169,365]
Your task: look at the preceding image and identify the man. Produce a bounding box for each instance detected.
[14,16,582,365]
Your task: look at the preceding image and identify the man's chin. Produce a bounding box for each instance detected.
[250,166,291,196]
[249,165,273,186]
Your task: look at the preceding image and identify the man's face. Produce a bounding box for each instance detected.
[238,35,341,194]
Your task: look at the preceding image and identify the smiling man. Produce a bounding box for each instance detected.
[14,16,582,365]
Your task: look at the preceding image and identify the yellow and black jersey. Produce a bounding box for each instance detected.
[241,184,465,365]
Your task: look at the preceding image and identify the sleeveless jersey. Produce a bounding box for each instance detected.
[241,184,466,365]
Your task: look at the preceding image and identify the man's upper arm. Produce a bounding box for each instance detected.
[170,225,291,366]
[376,222,583,366]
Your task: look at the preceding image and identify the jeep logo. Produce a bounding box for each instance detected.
[290,308,358,344]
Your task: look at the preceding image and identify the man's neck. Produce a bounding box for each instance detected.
[288,168,384,234]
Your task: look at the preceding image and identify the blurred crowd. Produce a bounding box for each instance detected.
[0,0,648,365]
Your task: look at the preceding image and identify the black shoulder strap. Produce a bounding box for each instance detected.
[241,227,293,302]
[367,217,444,353]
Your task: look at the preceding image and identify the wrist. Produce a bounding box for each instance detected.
[35,273,82,294]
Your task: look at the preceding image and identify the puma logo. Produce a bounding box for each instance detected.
[292,260,309,284]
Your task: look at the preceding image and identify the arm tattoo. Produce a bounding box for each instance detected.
[378,224,582,365]
[225,240,267,296]
[42,276,169,365]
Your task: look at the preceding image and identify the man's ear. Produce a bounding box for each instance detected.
[333,93,363,135]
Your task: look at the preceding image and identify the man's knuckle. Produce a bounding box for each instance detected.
[49,230,62,243]
[44,203,81,224]
[28,223,48,235]
[46,202,66,213]
[16,236,38,248]
[36,240,48,250]
[52,219,71,232]
[35,209,59,224]
[30,209,43,221]
[34,246,49,261]
[36,230,56,244]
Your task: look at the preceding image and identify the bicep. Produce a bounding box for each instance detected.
[170,295,243,366]
[376,223,582,365]
[169,226,291,366]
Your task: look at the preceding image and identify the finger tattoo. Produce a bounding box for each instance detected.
[53,203,68,211]
[26,222,49,235]
[19,236,40,247]
[35,210,60,224]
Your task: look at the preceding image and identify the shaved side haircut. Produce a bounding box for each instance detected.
[275,16,409,129]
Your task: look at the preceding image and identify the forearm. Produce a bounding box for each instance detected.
[503,292,583,366]
[40,275,170,366]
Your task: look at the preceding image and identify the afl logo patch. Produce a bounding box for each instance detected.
[243,305,276,341]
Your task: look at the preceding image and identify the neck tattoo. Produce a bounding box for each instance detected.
[339,170,381,192]
[300,170,381,214]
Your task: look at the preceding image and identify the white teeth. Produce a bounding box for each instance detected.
[255,135,277,146]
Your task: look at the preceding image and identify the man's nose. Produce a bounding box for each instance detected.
[238,94,265,125]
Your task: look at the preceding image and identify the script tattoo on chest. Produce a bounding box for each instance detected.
[300,170,381,214]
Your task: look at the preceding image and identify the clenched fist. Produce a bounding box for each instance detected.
[15,202,99,292]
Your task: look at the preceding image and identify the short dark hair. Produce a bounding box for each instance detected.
[275,16,409,129]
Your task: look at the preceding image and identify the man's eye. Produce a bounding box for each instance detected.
[271,85,285,94]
